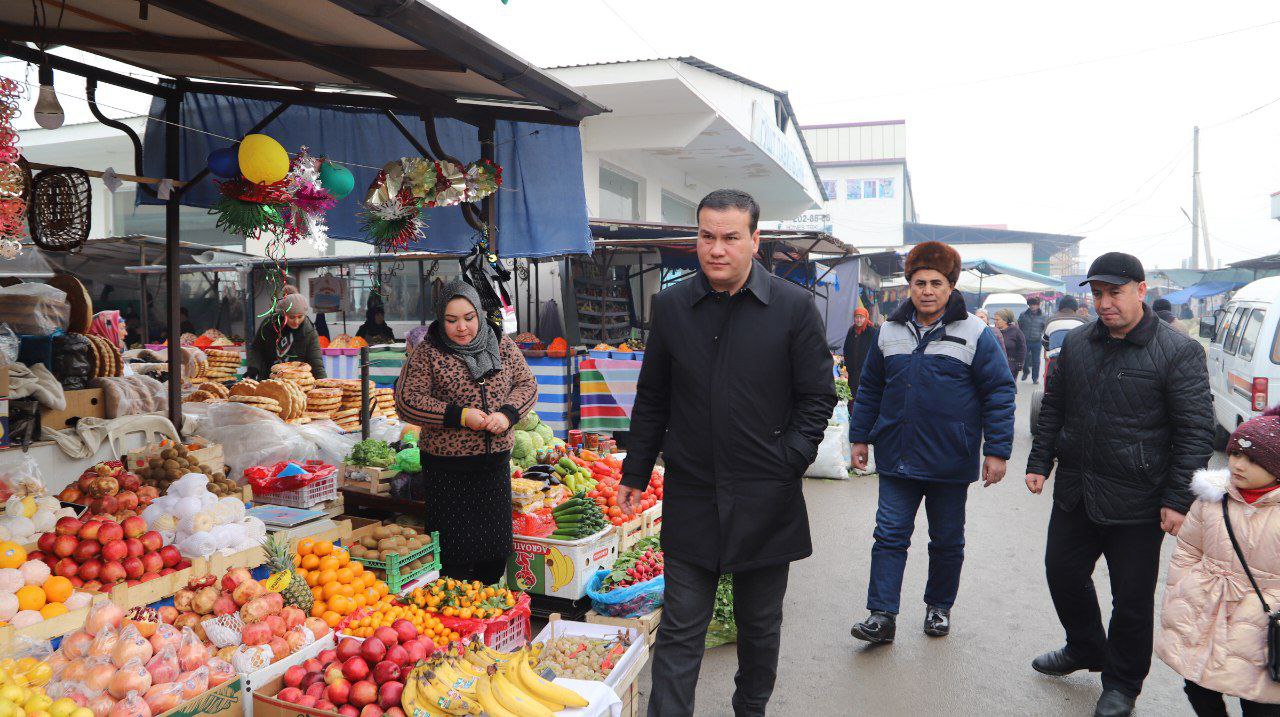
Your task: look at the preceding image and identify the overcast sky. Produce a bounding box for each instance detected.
[428,0,1280,271]
[6,1,1279,272]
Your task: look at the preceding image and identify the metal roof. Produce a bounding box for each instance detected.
[124,249,462,275]
[0,0,607,124]
[589,219,853,259]
[32,235,255,280]
[905,222,1084,250]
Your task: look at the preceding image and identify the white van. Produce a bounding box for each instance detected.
[1201,276,1280,448]
[980,293,1029,324]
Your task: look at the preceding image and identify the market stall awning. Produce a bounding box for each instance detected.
[1159,281,1245,304]
[0,0,606,124]
[957,259,1065,294]
[591,220,853,259]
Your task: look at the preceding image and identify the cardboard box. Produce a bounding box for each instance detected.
[531,618,648,697]
[585,607,662,646]
[159,676,243,717]
[240,634,335,717]
[506,527,618,600]
[39,388,105,430]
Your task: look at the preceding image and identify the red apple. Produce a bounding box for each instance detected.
[140,552,163,574]
[82,579,102,592]
[52,535,78,559]
[326,679,350,705]
[140,572,160,582]
[349,681,377,709]
[342,658,369,683]
[276,687,303,704]
[316,701,336,712]
[324,665,346,686]
[301,672,326,691]
[54,558,79,579]
[36,533,56,553]
[121,556,144,580]
[89,495,118,516]
[339,706,359,717]
[384,708,405,717]
[55,517,83,536]
[373,627,398,647]
[390,619,417,644]
[140,531,163,553]
[305,683,326,700]
[96,522,124,544]
[303,659,323,674]
[401,640,427,665]
[125,538,144,559]
[27,550,48,564]
[100,561,126,583]
[371,662,400,685]
[359,705,382,717]
[71,541,100,563]
[359,638,386,665]
[176,559,192,570]
[298,696,318,709]
[158,545,181,568]
[124,579,140,586]
[117,473,141,493]
[114,491,139,512]
[377,682,403,711]
[283,665,306,689]
[336,638,362,662]
[78,558,102,581]
[121,516,147,539]
[159,568,175,576]
[101,540,127,563]
[319,649,337,665]
[77,521,102,542]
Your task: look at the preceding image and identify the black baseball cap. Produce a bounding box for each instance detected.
[1081,252,1145,286]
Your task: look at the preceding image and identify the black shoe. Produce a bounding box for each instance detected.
[923,606,950,636]
[1031,647,1104,676]
[1033,379,1040,385]
[850,611,896,644]
[1093,690,1134,717]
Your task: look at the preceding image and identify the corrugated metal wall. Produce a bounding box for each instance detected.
[803,122,907,163]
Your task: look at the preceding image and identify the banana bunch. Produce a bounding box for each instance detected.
[401,641,588,717]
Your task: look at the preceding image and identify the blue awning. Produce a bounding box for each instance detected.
[141,92,592,258]
[1159,281,1245,304]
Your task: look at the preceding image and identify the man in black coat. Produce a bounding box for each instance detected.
[1017,296,1047,383]
[620,189,836,717]
[843,305,878,465]
[1024,252,1213,717]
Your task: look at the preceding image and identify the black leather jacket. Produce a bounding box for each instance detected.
[1026,306,1213,523]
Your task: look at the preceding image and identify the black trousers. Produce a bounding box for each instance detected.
[441,558,506,585]
[1184,680,1280,716]
[1021,343,1042,381]
[647,557,790,717]
[1044,502,1165,698]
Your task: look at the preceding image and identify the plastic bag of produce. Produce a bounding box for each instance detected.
[705,574,737,649]
[805,423,851,480]
[585,569,664,618]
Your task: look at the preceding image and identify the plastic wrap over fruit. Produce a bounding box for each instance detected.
[206,657,235,687]
[107,658,151,699]
[110,690,151,717]
[112,624,154,668]
[176,532,218,559]
[229,644,271,675]
[177,627,209,671]
[143,682,183,715]
[145,645,180,684]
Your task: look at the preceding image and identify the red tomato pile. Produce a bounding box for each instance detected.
[587,458,663,525]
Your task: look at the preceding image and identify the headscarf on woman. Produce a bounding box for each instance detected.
[434,279,501,380]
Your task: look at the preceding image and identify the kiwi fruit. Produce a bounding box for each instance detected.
[149,458,164,469]
[361,537,377,550]
[175,445,189,457]
[165,468,182,479]
[386,525,403,536]
[372,526,388,540]
[350,545,366,557]
[212,472,226,481]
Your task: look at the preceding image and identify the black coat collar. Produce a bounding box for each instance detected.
[690,261,772,307]
[1089,303,1157,346]
[889,291,969,325]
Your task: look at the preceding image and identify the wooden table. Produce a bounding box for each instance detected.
[339,485,424,517]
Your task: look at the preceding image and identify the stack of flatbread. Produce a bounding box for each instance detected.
[218,378,309,423]
[205,349,241,382]
[331,407,361,433]
[183,381,230,404]
[371,388,398,421]
[304,387,342,420]
[270,361,315,391]
[338,379,375,411]
[80,333,123,378]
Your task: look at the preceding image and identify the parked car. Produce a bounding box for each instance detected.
[1199,276,1280,449]
[980,293,1028,325]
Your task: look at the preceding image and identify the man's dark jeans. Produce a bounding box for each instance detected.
[867,474,969,614]
[1045,502,1165,698]
[647,557,790,717]
[1022,342,1042,381]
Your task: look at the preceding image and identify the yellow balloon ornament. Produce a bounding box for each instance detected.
[238,134,289,184]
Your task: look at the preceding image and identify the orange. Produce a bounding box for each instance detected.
[305,572,320,587]
[311,586,324,601]
[353,594,367,609]
[313,542,333,557]
[335,568,353,585]
[322,611,342,628]
[375,582,389,598]
[328,595,351,615]
[317,570,337,586]
[339,584,355,598]
[0,542,26,570]
[361,572,377,588]
[300,555,320,571]
[42,576,73,603]
[39,603,67,619]
[321,583,343,601]
[297,538,316,556]
[348,562,364,577]
[317,557,340,573]
[363,587,380,604]
[15,586,45,611]
[311,602,326,618]
[334,550,350,567]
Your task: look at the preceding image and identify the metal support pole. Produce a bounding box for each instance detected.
[164,89,184,432]
[417,260,427,325]
[479,119,497,255]
[359,347,370,441]
[1191,126,1201,270]
[244,268,256,344]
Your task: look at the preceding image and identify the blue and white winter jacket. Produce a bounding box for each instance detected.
[849,293,1016,483]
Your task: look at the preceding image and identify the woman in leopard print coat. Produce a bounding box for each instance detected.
[395,281,536,583]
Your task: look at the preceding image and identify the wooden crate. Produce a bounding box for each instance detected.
[100,564,204,611]
[643,503,662,536]
[585,608,662,646]
[618,680,639,717]
[339,464,399,496]
[615,514,646,553]
[0,593,109,645]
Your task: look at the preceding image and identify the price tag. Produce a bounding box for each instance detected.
[263,570,294,592]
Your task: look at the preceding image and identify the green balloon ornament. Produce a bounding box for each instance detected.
[318,160,355,199]
[238,134,289,184]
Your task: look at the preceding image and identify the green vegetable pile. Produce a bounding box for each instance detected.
[347,439,396,468]
[550,492,608,540]
[835,378,853,402]
[705,573,737,648]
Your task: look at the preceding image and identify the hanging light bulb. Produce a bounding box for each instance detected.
[33,63,64,130]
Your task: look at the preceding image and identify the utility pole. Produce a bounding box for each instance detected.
[1191,126,1200,270]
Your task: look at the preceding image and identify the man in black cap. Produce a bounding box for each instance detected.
[1024,252,1213,717]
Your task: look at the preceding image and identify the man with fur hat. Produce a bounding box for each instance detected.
[848,241,1016,644]
[1026,252,1212,717]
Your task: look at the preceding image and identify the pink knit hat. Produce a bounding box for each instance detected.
[1227,406,1280,479]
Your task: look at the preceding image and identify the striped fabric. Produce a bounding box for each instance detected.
[578,357,641,433]
[524,354,575,438]
[368,346,408,388]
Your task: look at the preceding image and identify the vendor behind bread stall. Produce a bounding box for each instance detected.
[246,286,326,380]
[394,279,537,583]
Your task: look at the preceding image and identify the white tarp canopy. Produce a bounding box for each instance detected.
[956,259,1064,294]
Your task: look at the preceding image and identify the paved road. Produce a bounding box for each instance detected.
[635,381,1220,716]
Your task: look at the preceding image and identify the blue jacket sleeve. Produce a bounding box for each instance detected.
[848,336,886,443]
[973,328,1016,459]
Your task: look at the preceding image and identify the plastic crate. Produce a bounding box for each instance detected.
[352,531,441,594]
[438,592,532,652]
[254,472,337,508]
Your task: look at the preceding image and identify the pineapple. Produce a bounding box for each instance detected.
[262,533,313,613]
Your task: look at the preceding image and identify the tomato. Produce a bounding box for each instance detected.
[587,490,599,499]
[607,496,617,507]
[608,506,622,517]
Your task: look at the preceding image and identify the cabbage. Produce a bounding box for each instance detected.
[534,423,554,443]
[515,413,541,432]
[512,431,534,459]
[528,430,545,452]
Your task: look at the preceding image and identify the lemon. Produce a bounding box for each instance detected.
[69,710,92,717]
[23,695,48,712]
[27,711,48,717]
[0,687,25,704]
[0,701,16,717]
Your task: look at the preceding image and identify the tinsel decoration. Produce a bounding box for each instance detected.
[361,162,426,251]
[0,78,26,258]
[210,178,288,239]
[427,160,467,208]
[464,158,503,202]
[281,147,336,253]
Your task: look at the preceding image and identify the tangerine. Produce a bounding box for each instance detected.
[305,572,321,587]
[329,596,352,615]
[0,542,27,570]
[39,603,66,619]
[42,576,72,603]
[333,550,350,567]
[335,568,353,584]
[321,583,342,601]
[317,557,340,573]
[300,555,320,571]
[348,562,364,577]
[313,542,333,557]
[317,570,338,586]
[15,586,45,611]
[297,539,316,556]
[361,572,377,588]
[311,602,326,618]
[322,610,342,628]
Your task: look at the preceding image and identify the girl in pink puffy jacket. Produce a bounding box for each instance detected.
[1156,410,1280,715]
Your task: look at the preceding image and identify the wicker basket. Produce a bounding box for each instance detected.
[28,167,90,251]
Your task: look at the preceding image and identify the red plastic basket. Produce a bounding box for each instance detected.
[437,592,532,653]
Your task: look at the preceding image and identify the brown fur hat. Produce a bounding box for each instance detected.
[905,241,962,285]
